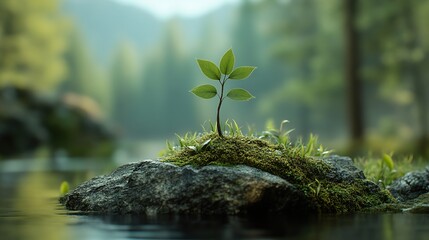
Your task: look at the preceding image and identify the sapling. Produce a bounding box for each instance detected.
[190,49,256,137]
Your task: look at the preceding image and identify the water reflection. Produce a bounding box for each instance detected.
[51,212,429,240]
[1,159,429,240]
[0,158,106,240]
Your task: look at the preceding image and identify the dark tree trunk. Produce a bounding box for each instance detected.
[344,0,364,145]
[413,62,429,156]
[401,3,429,156]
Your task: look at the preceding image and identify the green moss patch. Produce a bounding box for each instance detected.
[161,133,393,213]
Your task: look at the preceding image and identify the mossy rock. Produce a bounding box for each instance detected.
[162,134,394,213]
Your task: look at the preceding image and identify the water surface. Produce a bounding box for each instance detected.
[1,158,428,240]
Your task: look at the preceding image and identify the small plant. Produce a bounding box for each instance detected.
[355,152,403,188]
[260,120,294,148]
[308,178,322,198]
[297,134,333,157]
[259,120,332,157]
[191,49,256,137]
[60,181,70,195]
[376,153,397,187]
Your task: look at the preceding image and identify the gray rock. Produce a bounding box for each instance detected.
[322,155,366,183]
[60,159,310,215]
[403,204,429,214]
[0,86,115,158]
[402,192,429,213]
[61,155,391,215]
[388,167,429,202]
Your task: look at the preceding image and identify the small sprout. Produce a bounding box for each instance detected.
[60,181,69,195]
[382,153,394,171]
[376,152,397,188]
[308,179,322,198]
[187,139,212,154]
[188,146,197,152]
[191,49,256,137]
[317,145,334,157]
[259,119,294,149]
[200,139,212,151]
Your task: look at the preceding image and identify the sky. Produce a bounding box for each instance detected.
[114,0,240,19]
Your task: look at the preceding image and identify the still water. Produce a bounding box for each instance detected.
[1,158,429,240]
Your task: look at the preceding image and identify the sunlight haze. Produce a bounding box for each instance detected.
[114,0,239,19]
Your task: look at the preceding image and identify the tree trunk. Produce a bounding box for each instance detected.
[344,0,364,147]
[401,2,429,156]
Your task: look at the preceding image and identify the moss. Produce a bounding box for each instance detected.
[364,192,429,213]
[161,133,393,213]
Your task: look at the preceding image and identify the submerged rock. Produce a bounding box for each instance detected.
[61,159,311,215]
[61,155,391,215]
[388,167,429,202]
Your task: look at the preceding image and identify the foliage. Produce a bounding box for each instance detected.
[139,20,197,137]
[259,0,345,139]
[191,49,256,137]
[60,181,70,195]
[60,26,111,116]
[355,153,424,188]
[58,0,429,155]
[260,120,333,157]
[0,0,67,91]
[162,120,331,160]
[109,41,140,132]
[359,0,429,155]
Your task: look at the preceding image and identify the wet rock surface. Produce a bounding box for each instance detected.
[388,167,429,202]
[364,167,429,213]
[60,159,310,215]
[60,155,390,215]
[323,155,366,182]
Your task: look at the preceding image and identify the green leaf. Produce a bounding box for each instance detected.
[190,84,217,99]
[229,66,256,80]
[382,153,394,170]
[197,59,221,80]
[220,49,235,75]
[226,88,255,101]
[60,181,69,195]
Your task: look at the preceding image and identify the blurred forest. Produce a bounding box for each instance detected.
[1,0,429,158]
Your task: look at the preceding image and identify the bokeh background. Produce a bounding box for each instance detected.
[1,0,429,160]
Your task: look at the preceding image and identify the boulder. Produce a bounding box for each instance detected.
[0,86,115,158]
[323,155,366,182]
[61,159,311,215]
[388,167,429,202]
[61,155,392,215]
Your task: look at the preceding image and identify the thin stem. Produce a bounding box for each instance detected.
[216,75,227,137]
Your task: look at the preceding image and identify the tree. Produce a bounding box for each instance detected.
[59,26,110,117]
[228,1,263,123]
[60,27,94,95]
[344,0,364,145]
[109,41,140,135]
[260,0,345,139]
[139,20,196,137]
[232,1,260,67]
[0,0,67,91]
[401,1,429,155]
[359,0,429,155]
